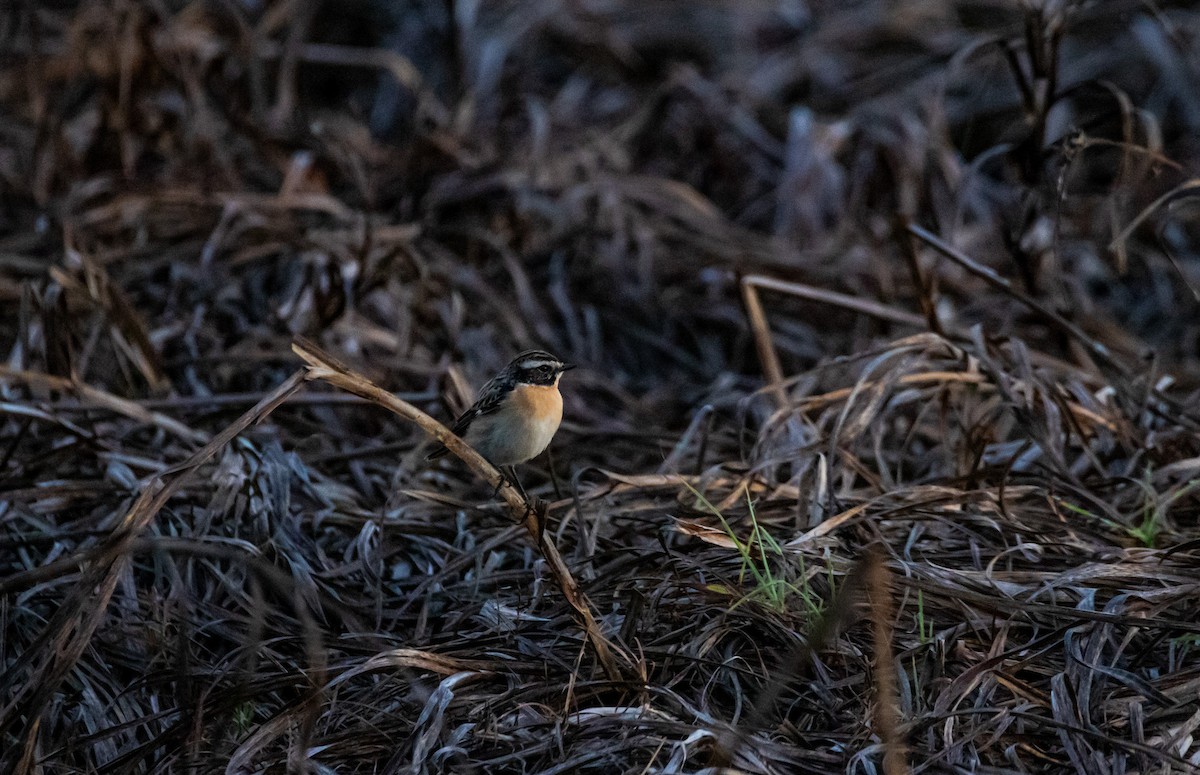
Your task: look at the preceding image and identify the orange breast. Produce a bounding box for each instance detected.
[510,382,563,424]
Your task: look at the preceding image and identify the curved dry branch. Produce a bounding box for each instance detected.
[290,336,629,682]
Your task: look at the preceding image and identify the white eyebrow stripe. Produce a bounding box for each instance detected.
[518,358,558,370]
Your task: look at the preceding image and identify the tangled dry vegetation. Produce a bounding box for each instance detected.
[3,0,1200,772]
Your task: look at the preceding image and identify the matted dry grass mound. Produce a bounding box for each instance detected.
[3,0,1200,772]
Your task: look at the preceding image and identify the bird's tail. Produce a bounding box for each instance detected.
[425,444,449,461]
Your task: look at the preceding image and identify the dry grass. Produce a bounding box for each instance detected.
[3,0,1200,772]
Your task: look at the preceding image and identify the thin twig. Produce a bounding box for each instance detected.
[740,276,788,404]
[906,223,1129,376]
[740,273,935,402]
[744,274,932,331]
[865,548,908,775]
[0,366,208,443]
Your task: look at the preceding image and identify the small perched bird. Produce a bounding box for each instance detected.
[427,350,574,498]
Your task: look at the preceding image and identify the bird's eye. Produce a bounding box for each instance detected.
[540,365,552,374]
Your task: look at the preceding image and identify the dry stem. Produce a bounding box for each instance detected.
[290,336,629,682]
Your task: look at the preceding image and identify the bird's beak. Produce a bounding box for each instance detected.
[559,363,577,372]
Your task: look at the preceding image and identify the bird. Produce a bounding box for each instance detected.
[427,349,574,500]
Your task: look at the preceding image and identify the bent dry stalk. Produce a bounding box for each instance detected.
[290,336,630,682]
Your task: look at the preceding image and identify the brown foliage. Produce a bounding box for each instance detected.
[3,0,1200,772]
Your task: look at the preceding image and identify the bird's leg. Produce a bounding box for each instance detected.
[504,465,546,541]
[505,465,532,505]
[489,465,524,501]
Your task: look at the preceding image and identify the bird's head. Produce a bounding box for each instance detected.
[508,350,575,386]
